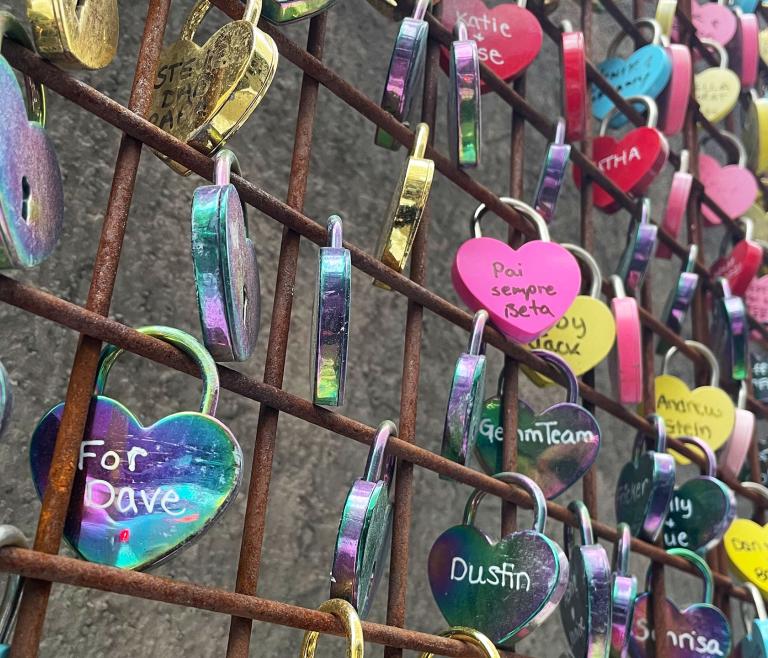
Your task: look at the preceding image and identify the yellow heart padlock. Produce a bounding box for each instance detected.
[148,0,278,175]
[745,90,768,175]
[26,0,118,70]
[524,244,616,386]
[724,481,768,599]
[655,340,736,465]
[694,38,740,124]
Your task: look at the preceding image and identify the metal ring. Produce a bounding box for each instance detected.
[467,310,489,356]
[463,472,548,533]
[662,340,720,387]
[531,349,579,403]
[599,96,659,134]
[299,599,364,658]
[363,420,398,486]
[472,197,550,241]
[418,627,500,658]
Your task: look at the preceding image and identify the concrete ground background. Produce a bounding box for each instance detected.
[0,0,759,655]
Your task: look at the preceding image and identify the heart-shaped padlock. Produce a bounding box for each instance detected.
[475,350,601,499]
[629,548,732,657]
[29,326,244,570]
[657,38,692,137]
[694,39,741,124]
[747,271,768,331]
[0,360,11,440]
[312,215,351,407]
[441,310,488,468]
[560,21,587,142]
[719,382,756,483]
[526,244,616,384]
[711,218,762,296]
[532,118,571,224]
[148,0,278,175]
[428,472,569,645]
[560,500,611,658]
[191,149,259,363]
[692,1,737,46]
[711,277,749,382]
[617,198,658,296]
[608,275,644,405]
[438,0,542,92]
[452,198,581,343]
[736,583,768,658]
[592,19,672,126]
[752,351,768,402]
[448,20,481,169]
[573,96,669,214]
[662,435,736,552]
[262,0,337,25]
[658,151,693,259]
[0,13,63,270]
[26,0,118,69]
[656,340,736,464]
[724,481,768,598]
[330,420,396,617]
[374,123,434,286]
[0,524,28,657]
[699,132,758,226]
[610,523,638,658]
[615,414,676,542]
[376,0,430,149]
[744,91,768,175]
[656,245,699,356]
[728,8,759,88]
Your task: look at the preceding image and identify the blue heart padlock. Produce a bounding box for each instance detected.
[428,472,569,645]
[560,500,612,658]
[0,524,27,657]
[662,435,735,553]
[615,414,676,542]
[610,523,637,658]
[736,583,768,658]
[592,19,672,127]
[29,326,243,571]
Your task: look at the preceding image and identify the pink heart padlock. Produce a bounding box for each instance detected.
[608,275,643,405]
[710,218,763,296]
[657,42,692,136]
[657,150,693,259]
[719,381,756,479]
[452,198,581,343]
[746,273,768,332]
[691,1,737,47]
[729,8,759,89]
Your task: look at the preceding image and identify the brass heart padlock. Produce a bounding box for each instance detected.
[26,0,119,70]
[149,0,278,175]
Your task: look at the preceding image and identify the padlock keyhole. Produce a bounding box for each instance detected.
[21,176,30,223]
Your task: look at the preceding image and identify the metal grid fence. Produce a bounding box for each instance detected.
[0,0,766,655]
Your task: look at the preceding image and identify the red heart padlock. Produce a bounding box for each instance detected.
[439,0,542,92]
[561,20,587,142]
[572,95,669,213]
[711,218,763,296]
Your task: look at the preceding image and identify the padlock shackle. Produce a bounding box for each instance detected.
[471,197,550,241]
[327,214,344,249]
[632,414,667,460]
[698,37,729,70]
[563,499,595,560]
[181,0,263,43]
[599,95,658,134]
[0,525,28,646]
[609,274,627,299]
[299,599,364,658]
[612,523,632,576]
[213,149,241,187]
[0,12,46,126]
[363,420,398,485]
[463,472,547,533]
[411,0,431,21]
[453,19,468,42]
[739,217,755,242]
[737,380,748,410]
[674,436,717,477]
[419,628,501,658]
[683,244,698,274]
[607,17,663,57]
[562,243,602,298]
[678,149,690,174]
[94,326,221,417]
[741,481,768,516]
[466,310,488,356]
[662,339,720,387]
[740,582,768,632]
[559,19,574,32]
[411,122,430,160]
[702,128,746,167]
[531,349,578,403]
[645,548,714,604]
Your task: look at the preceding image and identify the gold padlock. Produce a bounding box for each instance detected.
[373,122,434,288]
[148,0,278,175]
[26,0,118,70]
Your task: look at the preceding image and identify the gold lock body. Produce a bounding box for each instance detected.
[26,0,119,70]
[148,0,278,175]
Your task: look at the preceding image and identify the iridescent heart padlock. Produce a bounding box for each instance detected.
[0,524,28,657]
[711,277,749,382]
[735,583,768,658]
[526,244,616,384]
[0,360,11,440]
[428,472,569,645]
[610,523,637,658]
[629,548,732,658]
[560,21,587,142]
[311,215,351,407]
[452,198,581,343]
[375,0,430,149]
[0,13,63,270]
[656,340,736,463]
[441,310,487,468]
[662,435,736,552]
[711,218,762,296]
[29,326,244,570]
[617,198,658,296]
[719,382,756,484]
[532,118,570,224]
[752,351,768,402]
[330,420,396,617]
[744,90,768,175]
[475,350,600,499]
[592,19,672,125]
[608,275,643,405]
[656,245,699,355]
[191,149,259,363]
[615,414,676,541]
[448,20,481,169]
[729,8,759,89]
[657,151,693,259]
[694,39,741,124]
[560,500,611,658]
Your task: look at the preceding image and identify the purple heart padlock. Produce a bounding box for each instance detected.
[616,198,658,296]
[610,523,637,658]
[615,414,676,542]
[711,277,749,382]
[29,326,243,571]
[533,118,571,224]
[474,350,601,499]
[448,19,481,169]
[560,500,611,658]
[428,472,569,645]
[657,245,699,356]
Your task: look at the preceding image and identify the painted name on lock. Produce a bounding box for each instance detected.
[452,11,510,65]
[656,394,724,438]
[598,147,642,172]
[529,315,586,356]
[449,557,532,590]
[489,261,558,319]
[479,417,593,445]
[633,618,728,655]
[616,478,649,507]
[663,495,693,549]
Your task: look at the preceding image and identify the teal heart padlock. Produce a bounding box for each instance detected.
[662,435,736,552]
[736,583,768,658]
[0,524,28,657]
[560,500,611,658]
[428,472,569,645]
[29,326,244,570]
[330,420,397,617]
[610,523,637,658]
[191,149,260,362]
[0,360,11,440]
